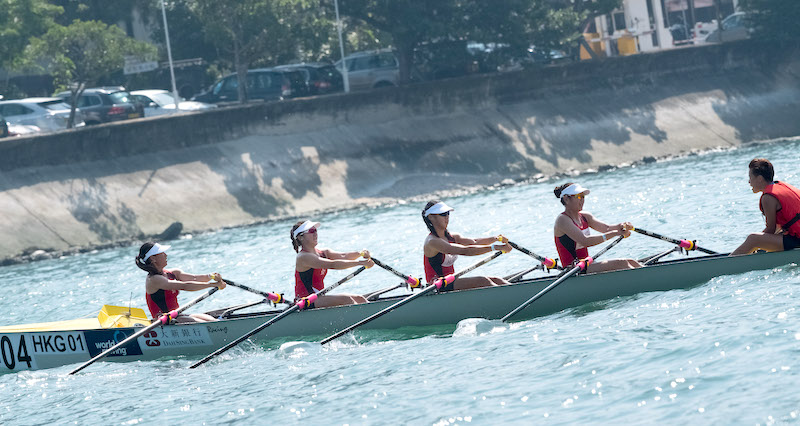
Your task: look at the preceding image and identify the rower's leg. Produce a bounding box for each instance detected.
[489,277,511,286]
[587,259,639,273]
[730,232,784,255]
[315,294,365,308]
[453,276,498,290]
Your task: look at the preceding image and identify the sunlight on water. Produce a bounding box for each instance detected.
[1,138,800,424]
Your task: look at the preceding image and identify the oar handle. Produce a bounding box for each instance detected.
[370,258,421,288]
[502,236,624,322]
[71,287,219,375]
[190,266,368,368]
[507,241,560,270]
[222,279,288,304]
[321,252,505,345]
[632,227,718,254]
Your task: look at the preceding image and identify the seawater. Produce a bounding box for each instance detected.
[1,138,799,425]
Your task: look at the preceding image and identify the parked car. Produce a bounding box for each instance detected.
[335,49,400,91]
[0,98,85,132]
[7,123,41,136]
[130,90,217,117]
[0,114,8,138]
[704,12,750,43]
[192,68,309,104]
[272,63,344,95]
[55,87,142,125]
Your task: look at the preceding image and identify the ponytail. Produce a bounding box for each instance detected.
[554,182,574,206]
[290,221,305,252]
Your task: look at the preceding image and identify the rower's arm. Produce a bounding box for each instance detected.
[323,248,364,260]
[147,274,223,293]
[557,214,619,248]
[761,194,780,234]
[172,269,216,283]
[426,236,505,256]
[297,251,370,270]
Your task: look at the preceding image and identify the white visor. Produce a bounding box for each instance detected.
[143,243,170,262]
[424,202,454,217]
[293,221,320,238]
[560,184,590,198]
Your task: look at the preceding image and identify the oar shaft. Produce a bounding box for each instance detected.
[190,266,367,368]
[507,241,559,270]
[502,236,624,323]
[223,279,286,304]
[633,227,717,254]
[370,257,420,287]
[321,252,503,344]
[70,287,218,375]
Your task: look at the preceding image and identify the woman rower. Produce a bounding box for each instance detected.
[135,242,226,323]
[422,200,512,290]
[553,183,642,272]
[291,220,373,308]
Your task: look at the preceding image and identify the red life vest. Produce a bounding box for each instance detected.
[555,213,590,266]
[761,181,800,238]
[424,234,457,283]
[295,249,328,300]
[145,270,180,318]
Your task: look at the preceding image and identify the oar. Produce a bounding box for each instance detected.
[507,241,560,271]
[70,287,219,375]
[370,257,422,289]
[504,266,539,283]
[501,236,625,323]
[632,227,717,255]
[221,278,289,305]
[189,266,367,368]
[363,283,404,301]
[320,251,504,345]
[638,246,680,265]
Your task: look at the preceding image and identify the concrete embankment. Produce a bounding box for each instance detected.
[1,40,799,262]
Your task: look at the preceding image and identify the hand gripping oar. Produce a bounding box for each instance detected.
[501,236,625,323]
[189,266,367,368]
[320,251,504,345]
[70,287,219,375]
[369,257,421,289]
[632,227,717,255]
[507,241,560,271]
[221,278,289,305]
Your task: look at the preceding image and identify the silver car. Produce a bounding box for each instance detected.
[0,98,85,132]
[335,49,400,91]
[130,89,217,117]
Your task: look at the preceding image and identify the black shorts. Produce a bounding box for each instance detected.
[783,234,800,251]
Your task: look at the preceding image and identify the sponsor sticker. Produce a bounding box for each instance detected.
[83,329,144,357]
[138,325,212,348]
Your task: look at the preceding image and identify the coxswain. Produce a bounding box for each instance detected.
[135,242,226,323]
[291,220,373,308]
[422,200,512,291]
[553,183,641,272]
[731,158,800,255]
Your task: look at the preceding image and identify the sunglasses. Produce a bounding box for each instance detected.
[436,211,450,217]
[298,227,317,237]
[569,194,585,200]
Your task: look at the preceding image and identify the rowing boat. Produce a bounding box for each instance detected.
[1,249,796,372]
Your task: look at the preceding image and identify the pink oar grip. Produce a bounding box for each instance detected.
[160,310,179,324]
[543,257,557,269]
[434,274,455,289]
[267,292,282,303]
[679,239,695,250]
[406,276,420,287]
[297,294,318,310]
[578,257,593,271]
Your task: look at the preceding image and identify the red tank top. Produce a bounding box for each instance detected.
[295,249,328,299]
[145,270,180,318]
[761,181,800,237]
[555,213,590,266]
[424,234,456,283]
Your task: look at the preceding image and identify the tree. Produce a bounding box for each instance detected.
[22,20,156,127]
[190,0,316,103]
[740,0,800,42]
[0,0,62,72]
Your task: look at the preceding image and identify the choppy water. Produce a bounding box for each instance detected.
[2,138,800,425]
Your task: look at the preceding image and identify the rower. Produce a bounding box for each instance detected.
[553,183,642,272]
[731,158,800,255]
[135,242,226,323]
[291,220,373,308]
[422,200,512,291]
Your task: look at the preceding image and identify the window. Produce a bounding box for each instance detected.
[0,104,33,116]
[377,53,397,68]
[350,56,374,71]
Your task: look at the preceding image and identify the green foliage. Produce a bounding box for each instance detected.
[740,0,800,41]
[0,0,62,70]
[21,19,156,126]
